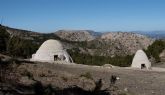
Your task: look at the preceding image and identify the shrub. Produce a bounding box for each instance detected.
[33,81,44,95]
[80,72,93,80]
[68,48,133,67]
[61,76,68,82]
[26,72,33,79]
[44,84,54,95]
[0,57,20,84]
[0,27,10,52]
[145,40,165,62]
[7,36,39,58]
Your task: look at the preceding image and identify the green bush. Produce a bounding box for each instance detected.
[7,36,39,58]
[0,27,10,52]
[68,48,133,67]
[145,40,165,62]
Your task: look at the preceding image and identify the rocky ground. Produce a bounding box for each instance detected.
[16,61,165,95]
[1,53,165,95]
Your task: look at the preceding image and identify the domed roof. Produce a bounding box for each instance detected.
[31,39,73,63]
[131,50,151,69]
[133,50,149,62]
[36,39,63,54]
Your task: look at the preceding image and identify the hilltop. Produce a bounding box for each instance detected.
[54,30,96,41]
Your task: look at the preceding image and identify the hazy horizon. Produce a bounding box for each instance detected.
[0,0,165,32]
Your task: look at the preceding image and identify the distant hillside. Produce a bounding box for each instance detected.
[2,25,41,40]
[100,32,154,55]
[0,25,155,56]
[55,31,154,56]
[55,30,96,41]
[133,31,165,39]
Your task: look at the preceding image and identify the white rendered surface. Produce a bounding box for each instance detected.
[131,50,151,69]
[31,39,73,63]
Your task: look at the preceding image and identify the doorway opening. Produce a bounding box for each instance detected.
[141,64,146,69]
[54,55,58,61]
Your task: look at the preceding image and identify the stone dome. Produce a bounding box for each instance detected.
[131,50,151,69]
[36,39,63,55]
[31,39,73,63]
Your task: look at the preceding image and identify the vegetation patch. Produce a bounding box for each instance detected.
[80,72,93,80]
[61,76,68,82]
[145,40,165,62]
[68,48,133,67]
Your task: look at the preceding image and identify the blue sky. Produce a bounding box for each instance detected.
[0,0,165,32]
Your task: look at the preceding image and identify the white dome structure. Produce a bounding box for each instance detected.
[31,39,73,63]
[131,50,151,69]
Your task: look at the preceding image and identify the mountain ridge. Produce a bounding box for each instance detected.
[0,25,155,56]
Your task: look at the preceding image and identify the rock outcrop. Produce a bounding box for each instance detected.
[55,30,95,41]
[100,32,154,55]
